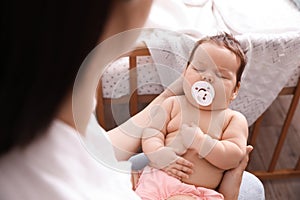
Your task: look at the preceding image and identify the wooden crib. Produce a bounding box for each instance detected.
[95,44,300,181]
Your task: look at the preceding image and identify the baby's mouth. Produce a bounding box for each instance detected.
[191,81,215,106]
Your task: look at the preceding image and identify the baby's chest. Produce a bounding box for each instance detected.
[167,108,227,140]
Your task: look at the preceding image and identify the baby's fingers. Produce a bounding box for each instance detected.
[176,156,193,168]
[165,167,190,179]
[163,157,194,180]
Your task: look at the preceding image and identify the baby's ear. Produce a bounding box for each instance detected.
[182,68,188,78]
[231,82,240,101]
[183,63,189,74]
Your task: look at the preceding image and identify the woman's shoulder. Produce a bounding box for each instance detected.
[0,119,140,200]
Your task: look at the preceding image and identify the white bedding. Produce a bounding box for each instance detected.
[101,0,300,126]
[213,0,300,34]
[145,0,300,35]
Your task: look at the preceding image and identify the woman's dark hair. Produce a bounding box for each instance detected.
[0,0,113,156]
[188,32,247,86]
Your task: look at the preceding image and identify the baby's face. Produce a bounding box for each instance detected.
[183,42,240,110]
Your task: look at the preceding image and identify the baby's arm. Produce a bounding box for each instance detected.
[205,111,248,169]
[142,97,177,169]
[184,111,248,170]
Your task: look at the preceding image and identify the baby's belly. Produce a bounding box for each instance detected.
[181,149,224,189]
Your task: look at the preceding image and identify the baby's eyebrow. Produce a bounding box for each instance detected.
[192,61,217,68]
[217,66,230,72]
[192,59,208,65]
[216,67,234,76]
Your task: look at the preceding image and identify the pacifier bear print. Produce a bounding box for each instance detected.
[191,81,215,106]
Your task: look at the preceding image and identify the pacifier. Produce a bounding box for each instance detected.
[191,81,215,106]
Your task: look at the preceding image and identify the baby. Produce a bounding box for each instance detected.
[135,33,248,199]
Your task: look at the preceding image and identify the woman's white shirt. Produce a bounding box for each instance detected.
[0,118,140,200]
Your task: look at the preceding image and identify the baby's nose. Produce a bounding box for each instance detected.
[202,74,214,83]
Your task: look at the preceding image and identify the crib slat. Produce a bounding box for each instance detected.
[268,78,300,172]
[129,55,138,116]
[96,79,106,129]
[296,157,300,170]
[249,113,265,146]
[127,43,150,116]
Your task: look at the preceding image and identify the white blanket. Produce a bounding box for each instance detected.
[213,0,300,34]
[145,0,300,35]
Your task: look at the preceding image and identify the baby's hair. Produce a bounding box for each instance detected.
[188,32,247,86]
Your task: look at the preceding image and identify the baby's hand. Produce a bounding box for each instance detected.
[147,147,179,169]
[180,123,204,150]
[167,123,203,155]
[162,156,194,180]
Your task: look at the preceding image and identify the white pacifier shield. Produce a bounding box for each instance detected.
[191,81,215,106]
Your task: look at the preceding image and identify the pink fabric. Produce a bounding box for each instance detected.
[135,166,224,200]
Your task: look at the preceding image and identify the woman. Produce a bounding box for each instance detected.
[0,0,263,199]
